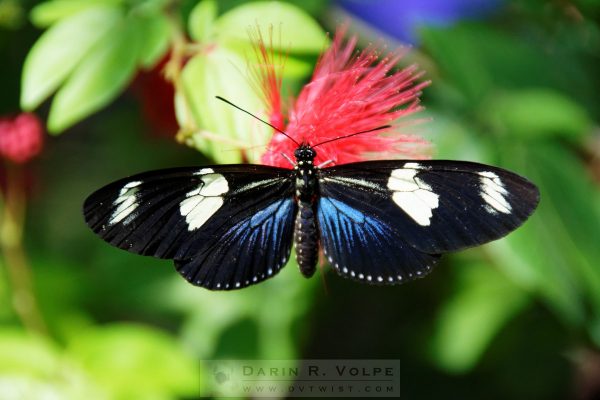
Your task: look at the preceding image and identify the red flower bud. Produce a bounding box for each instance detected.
[0,113,44,164]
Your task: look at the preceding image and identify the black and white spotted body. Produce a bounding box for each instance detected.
[292,144,320,277]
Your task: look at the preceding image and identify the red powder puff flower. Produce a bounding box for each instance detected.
[253,28,430,168]
[0,112,44,164]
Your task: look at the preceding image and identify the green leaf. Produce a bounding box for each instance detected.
[214,1,327,53]
[0,329,59,376]
[420,25,494,102]
[423,109,494,162]
[431,262,529,373]
[136,12,171,68]
[525,145,600,318]
[0,329,106,399]
[488,142,600,328]
[488,225,586,327]
[164,257,315,360]
[421,24,559,103]
[47,13,142,133]
[68,323,200,399]
[30,0,123,28]
[482,88,592,141]
[189,0,217,43]
[177,44,269,163]
[21,5,123,111]
[278,54,313,78]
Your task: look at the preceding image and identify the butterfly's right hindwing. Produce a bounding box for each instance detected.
[83,165,296,290]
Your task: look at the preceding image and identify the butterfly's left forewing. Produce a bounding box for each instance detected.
[317,160,539,284]
[83,165,296,290]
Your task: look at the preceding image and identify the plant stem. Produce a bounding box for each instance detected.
[0,164,47,334]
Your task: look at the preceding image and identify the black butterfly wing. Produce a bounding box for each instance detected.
[317,160,539,284]
[83,165,296,290]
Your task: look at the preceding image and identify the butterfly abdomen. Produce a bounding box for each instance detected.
[294,201,319,277]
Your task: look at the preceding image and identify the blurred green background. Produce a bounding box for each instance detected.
[1,0,600,398]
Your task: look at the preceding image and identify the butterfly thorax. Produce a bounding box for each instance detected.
[293,144,318,202]
[293,144,319,278]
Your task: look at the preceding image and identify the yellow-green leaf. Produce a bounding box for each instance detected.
[137,12,171,68]
[483,88,592,141]
[21,5,123,111]
[189,0,217,43]
[47,14,142,133]
[214,1,327,53]
[178,44,269,163]
[431,263,529,373]
[68,323,199,399]
[30,0,123,28]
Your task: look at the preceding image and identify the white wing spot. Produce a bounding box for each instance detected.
[109,181,142,225]
[404,162,423,169]
[322,176,382,191]
[180,173,229,231]
[237,178,279,193]
[387,168,439,226]
[195,168,214,176]
[479,171,511,214]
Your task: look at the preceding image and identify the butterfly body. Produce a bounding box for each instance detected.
[84,144,539,291]
[292,144,320,277]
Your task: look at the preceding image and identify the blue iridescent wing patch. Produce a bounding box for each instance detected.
[175,197,296,290]
[317,197,440,284]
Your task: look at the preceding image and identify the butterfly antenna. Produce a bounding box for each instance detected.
[312,125,392,148]
[215,96,300,146]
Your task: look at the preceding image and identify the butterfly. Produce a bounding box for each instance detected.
[83,119,540,290]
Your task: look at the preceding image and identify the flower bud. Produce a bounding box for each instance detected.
[0,113,43,164]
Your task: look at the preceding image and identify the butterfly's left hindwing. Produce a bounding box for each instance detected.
[317,160,539,284]
[83,165,296,290]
